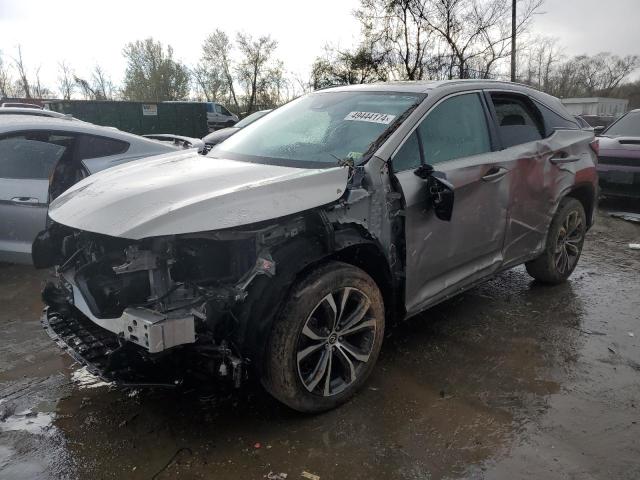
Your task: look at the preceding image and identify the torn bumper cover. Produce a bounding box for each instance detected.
[41,307,120,381]
[41,306,193,386]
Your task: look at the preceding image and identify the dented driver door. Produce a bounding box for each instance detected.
[391,92,511,316]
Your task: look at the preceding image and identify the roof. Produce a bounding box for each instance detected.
[0,114,160,144]
[561,97,629,104]
[318,79,545,94]
[0,107,74,119]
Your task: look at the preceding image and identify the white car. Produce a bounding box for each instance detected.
[0,114,202,264]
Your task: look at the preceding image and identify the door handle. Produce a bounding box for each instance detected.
[549,153,580,165]
[482,166,508,182]
[11,196,40,204]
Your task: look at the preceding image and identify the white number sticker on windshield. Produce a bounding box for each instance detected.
[344,111,396,124]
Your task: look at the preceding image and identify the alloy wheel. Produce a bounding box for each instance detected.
[296,287,377,397]
[554,210,584,275]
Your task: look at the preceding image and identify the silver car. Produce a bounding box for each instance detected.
[36,80,598,412]
[0,114,198,263]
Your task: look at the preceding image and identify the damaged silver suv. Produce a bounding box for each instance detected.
[35,81,598,412]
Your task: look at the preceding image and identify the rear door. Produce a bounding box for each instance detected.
[392,91,511,315]
[486,92,583,265]
[0,131,77,263]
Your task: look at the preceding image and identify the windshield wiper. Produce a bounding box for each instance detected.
[327,153,354,168]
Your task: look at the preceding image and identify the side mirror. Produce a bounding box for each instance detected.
[594,126,605,135]
[414,164,455,222]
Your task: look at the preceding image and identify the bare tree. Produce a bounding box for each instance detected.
[92,65,115,100]
[0,52,15,98]
[515,44,640,98]
[312,43,388,88]
[201,30,240,111]
[12,45,31,98]
[576,53,640,96]
[517,36,563,90]
[73,66,116,100]
[418,0,543,79]
[74,75,99,100]
[356,0,432,80]
[58,61,75,100]
[31,66,52,98]
[235,33,279,113]
[192,62,226,101]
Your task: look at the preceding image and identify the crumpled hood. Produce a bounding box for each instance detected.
[49,151,349,239]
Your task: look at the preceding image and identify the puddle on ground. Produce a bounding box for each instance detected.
[0,410,55,435]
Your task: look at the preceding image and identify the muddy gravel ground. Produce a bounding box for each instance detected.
[1,201,639,480]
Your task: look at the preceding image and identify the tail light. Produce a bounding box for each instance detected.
[589,139,599,155]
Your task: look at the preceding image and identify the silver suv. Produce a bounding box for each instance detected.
[35,80,598,412]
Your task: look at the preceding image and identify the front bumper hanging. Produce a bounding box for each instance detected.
[41,307,185,387]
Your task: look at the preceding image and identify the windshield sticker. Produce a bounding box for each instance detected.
[344,111,396,124]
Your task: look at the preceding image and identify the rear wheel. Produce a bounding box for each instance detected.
[262,261,385,413]
[525,197,586,284]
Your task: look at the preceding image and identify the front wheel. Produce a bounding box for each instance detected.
[525,197,586,284]
[262,261,385,413]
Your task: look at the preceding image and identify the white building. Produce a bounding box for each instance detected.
[561,97,629,118]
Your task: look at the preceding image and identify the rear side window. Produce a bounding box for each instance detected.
[0,132,74,179]
[418,93,491,165]
[76,135,129,161]
[534,100,579,135]
[491,94,543,148]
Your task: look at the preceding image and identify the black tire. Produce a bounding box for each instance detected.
[525,197,586,284]
[262,261,385,413]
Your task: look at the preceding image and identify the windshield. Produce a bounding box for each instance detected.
[210,91,424,166]
[235,110,270,128]
[604,111,640,136]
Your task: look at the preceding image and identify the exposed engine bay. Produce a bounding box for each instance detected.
[36,218,315,387]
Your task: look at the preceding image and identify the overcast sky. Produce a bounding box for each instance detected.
[1,0,639,93]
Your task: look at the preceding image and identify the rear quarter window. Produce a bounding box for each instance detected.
[77,135,129,160]
[534,100,579,135]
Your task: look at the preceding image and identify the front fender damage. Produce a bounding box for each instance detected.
[37,162,399,389]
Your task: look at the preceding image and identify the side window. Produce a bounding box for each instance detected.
[206,103,214,113]
[418,93,491,164]
[392,131,421,172]
[491,94,544,148]
[533,100,579,135]
[0,132,73,179]
[77,135,129,160]
[220,106,232,116]
[214,104,223,114]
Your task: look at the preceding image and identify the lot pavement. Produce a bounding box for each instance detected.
[1,201,639,480]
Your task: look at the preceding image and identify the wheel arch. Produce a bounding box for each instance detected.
[327,241,396,320]
[563,182,597,228]
[236,225,397,373]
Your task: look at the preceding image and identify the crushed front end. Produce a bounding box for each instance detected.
[35,223,282,387]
